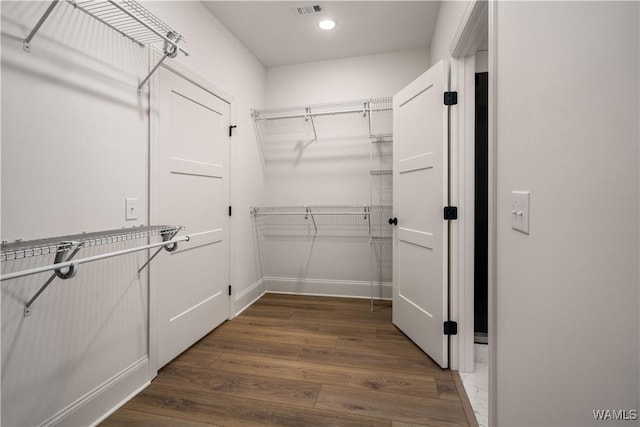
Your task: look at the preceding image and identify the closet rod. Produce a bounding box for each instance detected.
[252,211,370,216]
[253,107,392,121]
[0,229,216,282]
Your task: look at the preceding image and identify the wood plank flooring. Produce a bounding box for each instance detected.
[101,294,472,427]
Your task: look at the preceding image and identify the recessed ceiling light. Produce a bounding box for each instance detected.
[318,18,336,31]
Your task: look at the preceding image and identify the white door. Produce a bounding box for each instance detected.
[392,60,450,368]
[152,66,230,368]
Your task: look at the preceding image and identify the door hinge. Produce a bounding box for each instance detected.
[444,91,458,106]
[444,321,458,335]
[229,206,232,217]
[228,125,237,137]
[228,285,232,296]
[444,206,458,220]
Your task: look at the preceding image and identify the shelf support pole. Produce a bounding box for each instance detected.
[24,247,80,317]
[138,52,169,95]
[136,229,180,278]
[304,206,318,233]
[138,32,182,94]
[23,0,60,53]
[305,107,318,142]
[367,100,373,138]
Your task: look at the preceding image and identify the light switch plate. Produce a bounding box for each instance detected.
[511,191,530,234]
[125,198,138,221]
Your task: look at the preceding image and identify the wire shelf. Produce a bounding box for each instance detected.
[23,0,189,92]
[67,0,186,48]
[252,97,391,121]
[1,225,183,262]
[250,204,393,239]
[371,134,393,143]
[251,205,371,238]
[252,97,393,162]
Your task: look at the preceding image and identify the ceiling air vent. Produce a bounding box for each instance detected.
[295,4,323,15]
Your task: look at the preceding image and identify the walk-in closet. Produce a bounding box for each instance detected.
[2,1,639,427]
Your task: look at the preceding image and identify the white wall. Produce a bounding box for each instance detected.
[259,49,429,297]
[266,48,430,106]
[494,2,639,425]
[1,1,265,425]
[429,0,470,66]
[1,3,150,425]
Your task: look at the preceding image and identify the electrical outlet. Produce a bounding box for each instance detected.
[125,198,138,221]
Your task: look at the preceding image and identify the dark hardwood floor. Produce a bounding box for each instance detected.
[101,294,474,427]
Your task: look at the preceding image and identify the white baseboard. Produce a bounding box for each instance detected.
[45,357,150,427]
[264,277,392,300]
[234,278,265,317]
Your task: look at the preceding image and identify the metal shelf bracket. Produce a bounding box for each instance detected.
[304,206,318,233]
[1,225,185,317]
[304,107,318,142]
[23,0,61,53]
[135,228,183,278]
[137,31,182,95]
[23,243,80,317]
[22,0,189,94]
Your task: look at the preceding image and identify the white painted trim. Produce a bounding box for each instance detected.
[90,381,150,427]
[449,54,478,374]
[448,53,477,374]
[461,54,476,374]
[449,0,490,378]
[449,58,461,372]
[476,50,489,74]
[234,278,266,317]
[45,357,149,426]
[488,2,498,426]
[228,98,238,320]
[264,277,392,300]
[450,0,489,59]
[147,46,160,378]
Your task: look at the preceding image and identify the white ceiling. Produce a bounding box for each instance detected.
[201,1,441,67]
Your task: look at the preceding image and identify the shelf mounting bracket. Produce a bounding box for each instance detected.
[23,0,61,53]
[138,32,182,95]
[304,206,318,233]
[304,107,318,142]
[24,244,80,317]
[136,229,181,278]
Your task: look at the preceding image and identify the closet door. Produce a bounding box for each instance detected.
[152,66,230,369]
[392,60,450,368]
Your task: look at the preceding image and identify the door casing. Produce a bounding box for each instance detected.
[448,0,490,375]
[448,0,496,425]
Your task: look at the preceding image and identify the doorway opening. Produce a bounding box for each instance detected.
[474,70,489,345]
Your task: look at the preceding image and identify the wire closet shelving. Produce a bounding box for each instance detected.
[22,0,189,93]
[250,205,392,238]
[251,97,393,163]
[250,97,394,310]
[250,204,393,310]
[0,225,211,317]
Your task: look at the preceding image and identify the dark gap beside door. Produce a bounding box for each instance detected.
[474,72,489,342]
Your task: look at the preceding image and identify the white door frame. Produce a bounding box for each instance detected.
[447,0,489,375]
[448,0,496,425]
[487,3,497,425]
[448,54,475,374]
[147,48,236,375]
